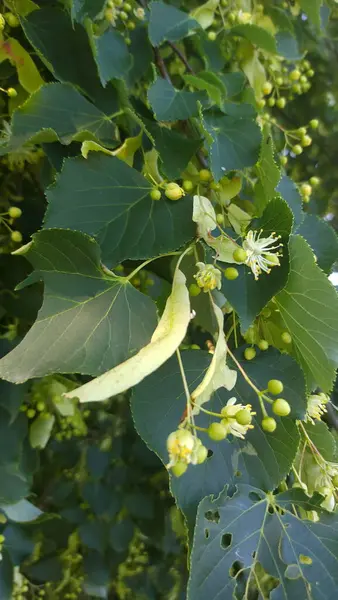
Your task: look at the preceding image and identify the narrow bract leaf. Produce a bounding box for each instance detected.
[148,2,199,46]
[0,37,43,93]
[191,301,237,411]
[275,235,338,392]
[64,266,191,403]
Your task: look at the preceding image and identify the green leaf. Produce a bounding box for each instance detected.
[296,214,338,273]
[0,230,157,383]
[29,414,55,449]
[91,29,132,86]
[190,0,219,30]
[0,551,13,600]
[147,122,202,180]
[148,77,207,122]
[188,484,338,600]
[148,1,199,46]
[275,235,338,392]
[0,467,30,505]
[72,0,106,23]
[304,421,337,462]
[132,348,304,529]
[299,0,322,29]
[203,112,261,181]
[254,126,280,216]
[183,71,225,106]
[44,154,195,265]
[220,72,246,97]
[0,37,44,93]
[0,500,42,523]
[276,32,301,61]
[277,174,304,230]
[21,8,103,98]
[219,198,293,330]
[4,83,117,151]
[231,23,277,53]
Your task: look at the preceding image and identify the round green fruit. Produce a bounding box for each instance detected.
[258,339,269,351]
[196,445,208,464]
[267,379,284,395]
[262,81,273,95]
[199,168,212,182]
[272,398,291,417]
[224,267,239,280]
[233,247,247,263]
[11,230,22,243]
[309,176,320,186]
[7,87,17,98]
[261,417,277,432]
[301,135,312,147]
[310,119,319,129]
[208,31,217,41]
[235,409,252,426]
[281,331,292,344]
[189,283,201,297]
[8,206,22,219]
[292,144,303,155]
[183,179,194,192]
[276,97,286,109]
[244,347,256,361]
[165,182,184,201]
[171,462,188,477]
[208,422,227,441]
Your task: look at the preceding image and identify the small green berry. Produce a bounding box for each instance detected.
[11,230,22,243]
[272,398,291,417]
[208,31,217,41]
[171,462,188,477]
[7,87,17,98]
[233,248,247,263]
[309,176,320,186]
[309,119,319,129]
[127,20,135,30]
[235,409,252,426]
[8,206,22,218]
[189,283,201,297]
[267,97,275,107]
[281,331,292,344]
[199,168,212,182]
[261,417,277,432]
[276,97,286,109]
[257,99,266,109]
[183,179,194,192]
[123,2,132,11]
[208,422,228,441]
[150,189,161,201]
[262,81,273,95]
[300,183,312,197]
[36,401,45,412]
[119,10,128,20]
[280,156,288,166]
[307,69,315,77]
[258,339,269,351]
[196,445,208,464]
[289,69,300,81]
[276,77,283,86]
[224,267,239,281]
[27,408,36,419]
[5,12,19,27]
[165,182,184,201]
[216,213,224,225]
[301,135,312,147]
[0,534,5,543]
[267,379,284,395]
[292,144,303,155]
[0,14,5,30]
[292,83,302,94]
[244,347,256,361]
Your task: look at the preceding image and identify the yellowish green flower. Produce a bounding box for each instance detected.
[243,229,282,280]
[306,392,329,423]
[166,429,206,468]
[220,397,255,439]
[194,262,222,292]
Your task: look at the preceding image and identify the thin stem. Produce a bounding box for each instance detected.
[258,395,268,418]
[191,402,222,418]
[168,41,195,74]
[153,47,171,82]
[292,465,304,486]
[226,346,261,396]
[233,312,238,348]
[125,249,183,281]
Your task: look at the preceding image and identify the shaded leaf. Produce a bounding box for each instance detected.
[147,122,202,179]
[72,0,106,23]
[91,28,132,86]
[275,235,338,392]
[148,1,199,46]
[0,551,13,600]
[220,198,293,330]
[296,214,338,274]
[190,0,219,30]
[0,499,42,523]
[299,0,322,29]
[231,23,277,53]
[148,77,207,122]
[44,154,195,265]
[4,83,117,151]
[277,174,304,230]
[0,230,157,383]
[188,484,338,600]
[203,112,261,181]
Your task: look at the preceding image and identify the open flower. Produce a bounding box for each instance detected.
[167,429,200,467]
[243,230,282,280]
[220,397,255,439]
[306,392,329,423]
[194,262,222,292]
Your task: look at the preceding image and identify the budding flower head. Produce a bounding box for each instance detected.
[194,262,222,292]
[220,397,255,439]
[306,392,329,424]
[242,230,282,280]
[166,429,207,472]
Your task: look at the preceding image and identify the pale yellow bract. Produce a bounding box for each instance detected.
[191,300,237,412]
[64,267,191,404]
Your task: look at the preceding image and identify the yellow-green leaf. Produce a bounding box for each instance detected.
[0,38,43,93]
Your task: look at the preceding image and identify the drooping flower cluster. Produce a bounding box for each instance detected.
[194,262,222,292]
[220,397,255,439]
[243,229,282,280]
[306,392,329,424]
